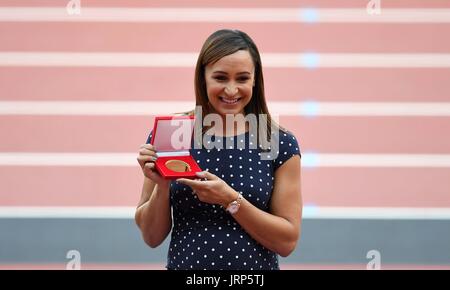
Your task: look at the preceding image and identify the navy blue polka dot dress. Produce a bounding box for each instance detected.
[146,128,301,270]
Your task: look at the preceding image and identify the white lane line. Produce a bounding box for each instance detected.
[1,52,450,68]
[1,153,450,167]
[0,8,449,23]
[293,102,450,117]
[2,101,450,116]
[0,52,198,67]
[1,206,450,220]
[302,206,450,220]
[0,206,134,219]
[0,101,196,116]
[0,153,136,166]
[303,153,450,168]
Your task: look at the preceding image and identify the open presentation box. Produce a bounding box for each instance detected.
[150,115,202,179]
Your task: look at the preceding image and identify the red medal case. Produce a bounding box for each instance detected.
[150,115,202,179]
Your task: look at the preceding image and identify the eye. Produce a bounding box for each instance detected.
[213,76,227,82]
[237,77,250,83]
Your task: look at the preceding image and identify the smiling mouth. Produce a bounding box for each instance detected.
[219,97,241,104]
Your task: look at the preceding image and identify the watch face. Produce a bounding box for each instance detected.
[227,203,240,214]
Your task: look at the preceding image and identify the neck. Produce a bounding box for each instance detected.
[215,112,248,137]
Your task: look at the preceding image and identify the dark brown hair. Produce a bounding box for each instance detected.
[188,29,279,143]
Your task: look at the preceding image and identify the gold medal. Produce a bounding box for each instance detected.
[165,160,191,172]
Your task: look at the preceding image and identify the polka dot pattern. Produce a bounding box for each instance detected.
[146,129,301,270]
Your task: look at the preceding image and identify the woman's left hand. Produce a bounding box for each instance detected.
[177,171,238,208]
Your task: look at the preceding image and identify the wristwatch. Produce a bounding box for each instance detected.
[225,193,243,215]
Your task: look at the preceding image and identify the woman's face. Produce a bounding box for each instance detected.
[204,50,255,118]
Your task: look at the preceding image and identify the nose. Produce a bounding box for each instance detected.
[224,84,238,96]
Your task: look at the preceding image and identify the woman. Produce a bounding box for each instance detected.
[135,29,302,270]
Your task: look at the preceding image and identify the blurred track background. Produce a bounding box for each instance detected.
[1,0,450,269]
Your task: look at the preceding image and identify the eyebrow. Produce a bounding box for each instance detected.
[212,71,251,75]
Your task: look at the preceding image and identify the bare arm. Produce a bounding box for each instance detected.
[230,155,302,256]
[178,155,302,257]
[135,144,172,248]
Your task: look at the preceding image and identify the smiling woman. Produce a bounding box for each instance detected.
[194,30,271,139]
[204,50,254,116]
[135,29,302,270]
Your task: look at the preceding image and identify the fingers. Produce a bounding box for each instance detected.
[143,162,155,175]
[138,145,158,159]
[137,155,156,163]
[137,155,157,169]
[176,178,198,188]
[143,162,160,180]
[137,144,159,168]
[177,178,212,192]
[140,143,157,151]
[178,169,219,188]
[195,170,217,180]
[138,146,170,187]
[138,147,158,158]
[144,161,156,170]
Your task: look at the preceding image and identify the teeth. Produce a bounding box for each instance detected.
[221,98,239,104]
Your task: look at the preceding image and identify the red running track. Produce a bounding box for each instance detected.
[1,23,449,53]
[1,116,449,154]
[0,1,449,215]
[2,68,450,102]
[0,166,449,207]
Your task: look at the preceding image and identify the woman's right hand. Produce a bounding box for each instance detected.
[137,144,170,187]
